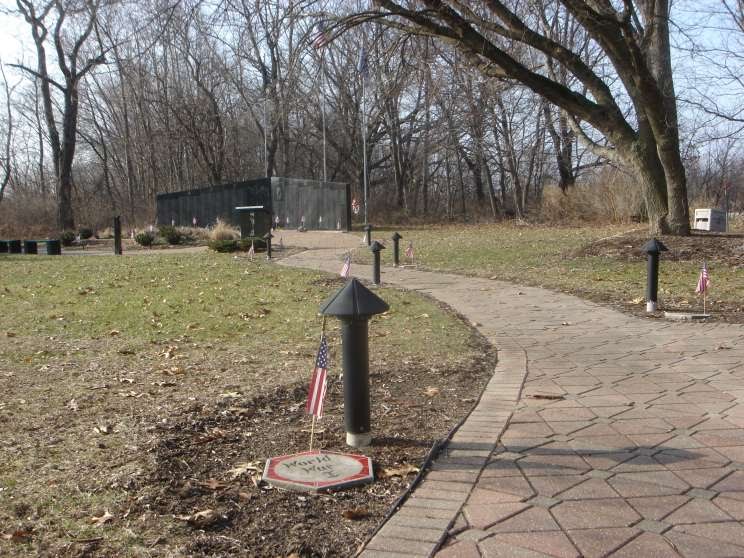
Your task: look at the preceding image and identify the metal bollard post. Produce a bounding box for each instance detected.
[391,232,402,267]
[370,241,385,285]
[320,278,389,448]
[642,238,668,312]
[364,224,373,246]
[263,231,273,259]
[114,216,122,256]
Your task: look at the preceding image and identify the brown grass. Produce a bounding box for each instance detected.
[209,219,240,241]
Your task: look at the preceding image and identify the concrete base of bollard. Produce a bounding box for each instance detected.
[346,432,372,448]
[646,301,657,312]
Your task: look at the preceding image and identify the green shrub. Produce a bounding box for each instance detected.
[135,231,155,247]
[79,227,94,240]
[158,225,182,245]
[239,238,267,252]
[208,239,238,252]
[61,230,76,246]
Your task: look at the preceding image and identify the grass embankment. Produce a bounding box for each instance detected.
[0,252,479,556]
[355,224,743,319]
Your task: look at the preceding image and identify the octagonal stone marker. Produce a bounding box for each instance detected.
[263,450,373,492]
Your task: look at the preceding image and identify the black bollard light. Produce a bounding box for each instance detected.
[23,240,38,255]
[263,231,273,259]
[391,232,402,267]
[364,223,373,246]
[113,216,122,256]
[642,238,668,312]
[370,240,385,285]
[320,278,389,448]
[8,240,21,254]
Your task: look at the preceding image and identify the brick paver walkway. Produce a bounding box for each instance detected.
[280,236,744,558]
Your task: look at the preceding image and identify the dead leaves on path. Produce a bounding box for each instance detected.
[176,509,227,528]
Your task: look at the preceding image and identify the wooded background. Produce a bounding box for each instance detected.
[0,0,742,235]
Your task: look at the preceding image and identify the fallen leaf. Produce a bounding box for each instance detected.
[2,529,33,542]
[227,461,263,479]
[5,331,16,338]
[378,464,419,478]
[561,321,570,326]
[152,381,177,387]
[94,424,112,435]
[91,511,114,527]
[424,386,440,397]
[198,478,227,491]
[108,330,120,336]
[67,399,79,412]
[219,392,242,399]
[528,394,564,400]
[342,508,369,520]
[176,509,225,528]
[717,345,732,350]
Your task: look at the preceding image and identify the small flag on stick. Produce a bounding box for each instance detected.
[340,253,351,278]
[306,336,329,418]
[405,240,414,261]
[247,241,255,261]
[695,261,711,314]
[361,232,368,245]
[695,262,710,294]
[278,236,284,250]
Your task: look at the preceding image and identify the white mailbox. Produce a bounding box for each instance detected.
[694,208,726,232]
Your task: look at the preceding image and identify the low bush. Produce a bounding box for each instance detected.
[239,238,267,252]
[135,231,155,247]
[208,239,238,252]
[79,227,94,240]
[158,225,182,245]
[209,219,240,241]
[60,230,76,246]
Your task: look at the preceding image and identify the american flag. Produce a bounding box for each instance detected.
[358,47,369,80]
[405,241,414,259]
[247,241,255,260]
[306,336,329,418]
[311,21,330,49]
[340,253,351,278]
[695,262,710,294]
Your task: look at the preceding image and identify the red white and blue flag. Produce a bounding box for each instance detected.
[340,253,351,278]
[695,262,710,294]
[405,241,414,259]
[311,21,330,49]
[306,336,329,418]
[247,241,255,260]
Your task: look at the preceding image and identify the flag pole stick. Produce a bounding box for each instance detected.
[321,53,327,183]
[362,78,368,225]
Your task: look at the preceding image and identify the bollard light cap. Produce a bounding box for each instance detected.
[370,240,385,253]
[319,278,389,318]
[391,232,402,241]
[364,223,373,232]
[642,238,668,254]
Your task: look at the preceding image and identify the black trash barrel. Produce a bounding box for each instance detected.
[46,240,62,256]
[8,240,21,254]
[23,240,38,255]
[0,240,8,253]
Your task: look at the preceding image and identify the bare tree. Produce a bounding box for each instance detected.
[359,1,691,234]
[0,62,16,205]
[13,0,107,231]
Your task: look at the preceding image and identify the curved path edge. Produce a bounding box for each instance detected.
[280,242,744,558]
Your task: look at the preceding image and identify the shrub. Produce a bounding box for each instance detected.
[158,224,182,245]
[208,239,238,252]
[78,227,94,240]
[98,227,114,239]
[60,230,76,246]
[209,219,240,241]
[135,231,155,247]
[239,238,267,252]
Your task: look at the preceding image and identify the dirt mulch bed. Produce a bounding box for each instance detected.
[574,230,744,322]
[127,339,495,557]
[575,230,744,266]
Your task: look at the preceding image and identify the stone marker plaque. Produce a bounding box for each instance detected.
[262,450,373,492]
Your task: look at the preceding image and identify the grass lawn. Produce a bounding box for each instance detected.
[354,223,743,319]
[0,252,484,556]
